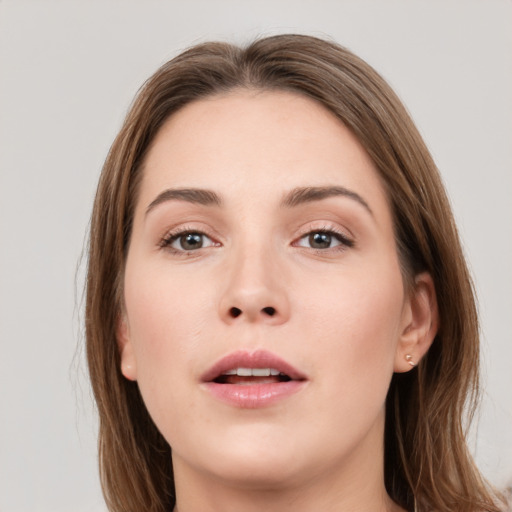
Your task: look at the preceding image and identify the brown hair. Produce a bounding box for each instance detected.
[86,34,503,511]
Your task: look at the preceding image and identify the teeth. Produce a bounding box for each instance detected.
[221,368,284,377]
[252,368,271,377]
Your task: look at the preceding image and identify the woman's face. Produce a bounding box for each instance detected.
[119,90,415,488]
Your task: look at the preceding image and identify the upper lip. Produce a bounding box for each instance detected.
[201,349,307,382]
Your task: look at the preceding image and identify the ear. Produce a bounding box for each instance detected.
[394,272,439,373]
[117,314,138,381]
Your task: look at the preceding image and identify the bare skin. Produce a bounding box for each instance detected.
[118,90,437,512]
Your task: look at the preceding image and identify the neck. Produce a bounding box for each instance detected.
[171,413,404,512]
[173,468,402,512]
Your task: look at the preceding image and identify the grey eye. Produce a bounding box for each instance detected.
[297,231,343,249]
[170,232,215,251]
[308,232,335,249]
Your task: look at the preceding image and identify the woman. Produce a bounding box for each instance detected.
[86,34,505,511]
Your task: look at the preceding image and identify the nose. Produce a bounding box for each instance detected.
[218,246,290,326]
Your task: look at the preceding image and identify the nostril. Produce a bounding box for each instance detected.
[262,306,276,316]
[229,307,242,318]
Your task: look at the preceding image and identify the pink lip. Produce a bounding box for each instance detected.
[201,349,307,409]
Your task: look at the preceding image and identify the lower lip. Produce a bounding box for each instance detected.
[203,381,306,408]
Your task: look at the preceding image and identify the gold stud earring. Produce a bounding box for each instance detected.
[405,354,416,367]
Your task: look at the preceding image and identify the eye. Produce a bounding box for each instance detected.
[295,229,354,250]
[161,230,217,252]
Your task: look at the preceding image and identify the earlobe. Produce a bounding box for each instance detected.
[117,315,138,381]
[394,272,439,373]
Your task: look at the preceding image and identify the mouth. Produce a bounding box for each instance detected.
[201,350,307,408]
[212,367,293,385]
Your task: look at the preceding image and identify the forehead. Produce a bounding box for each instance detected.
[138,89,390,217]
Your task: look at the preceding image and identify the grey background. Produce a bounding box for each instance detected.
[0,1,511,510]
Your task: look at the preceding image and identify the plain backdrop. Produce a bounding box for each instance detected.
[0,1,511,511]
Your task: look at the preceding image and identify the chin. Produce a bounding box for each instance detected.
[202,452,306,490]
[175,424,314,489]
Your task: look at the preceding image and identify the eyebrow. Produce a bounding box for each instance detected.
[281,186,373,215]
[146,188,222,215]
[145,185,372,216]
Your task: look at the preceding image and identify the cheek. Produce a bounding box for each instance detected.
[122,262,221,446]
[123,260,214,388]
[298,260,405,394]
[286,263,404,454]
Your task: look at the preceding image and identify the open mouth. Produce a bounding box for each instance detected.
[213,368,293,385]
[201,350,307,408]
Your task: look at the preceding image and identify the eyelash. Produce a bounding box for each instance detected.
[158,226,218,255]
[158,225,354,255]
[294,226,355,252]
